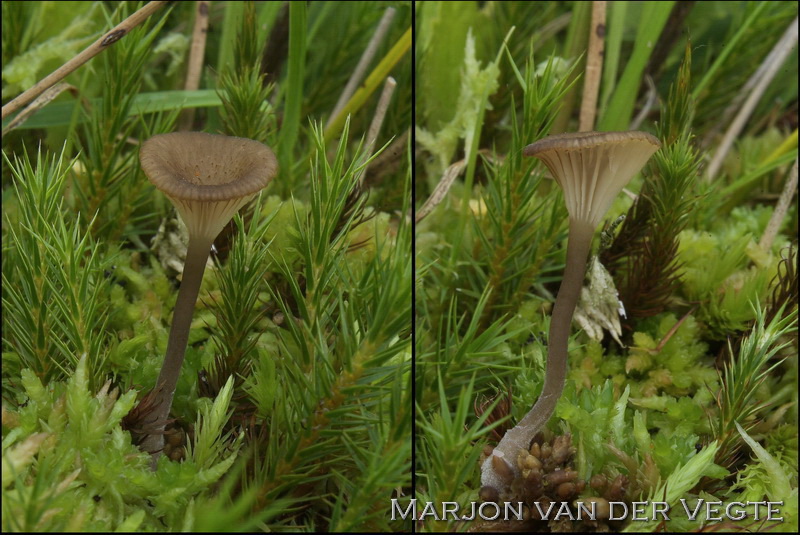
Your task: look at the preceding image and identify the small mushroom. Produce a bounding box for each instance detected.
[480,131,659,494]
[138,132,277,464]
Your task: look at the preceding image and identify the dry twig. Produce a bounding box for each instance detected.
[413,150,498,224]
[2,1,169,121]
[760,159,798,251]
[360,77,397,182]
[705,16,798,181]
[326,7,396,129]
[2,83,77,135]
[629,75,658,130]
[579,1,606,132]
[178,1,211,131]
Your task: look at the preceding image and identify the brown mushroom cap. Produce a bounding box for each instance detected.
[524,131,660,228]
[140,132,278,242]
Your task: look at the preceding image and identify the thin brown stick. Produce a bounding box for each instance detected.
[579,1,606,132]
[705,16,798,182]
[2,83,76,135]
[360,77,396,183]
[414,159,467,224]
[702,17,797,150]
[412,149,498,224]
[326,7,396,129]
[178,1,211,131]
[652,305,698,354]
[2,1,169,121]
[760,159,798,251]
[629,75,658,130]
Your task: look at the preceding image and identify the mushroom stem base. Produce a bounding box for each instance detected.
[139,235,213,468]
[480,218,594,494]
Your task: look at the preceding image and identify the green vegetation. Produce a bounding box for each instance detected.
[3,1,797,532]
[415,2,797,532]
[3,1,411,531]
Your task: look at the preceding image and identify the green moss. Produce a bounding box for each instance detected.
[678,221,780,335]
[259,194,307,267]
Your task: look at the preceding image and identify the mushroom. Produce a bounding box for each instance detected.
[480,130,660,496]
[138,132,277,464]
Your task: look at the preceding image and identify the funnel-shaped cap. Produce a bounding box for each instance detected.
[524,131,660,228]
[140,132,278,242]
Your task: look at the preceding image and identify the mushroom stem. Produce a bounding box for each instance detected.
[138,132,277,468]
[479,218,594,494]
[140,235,213,464]
[519,218,593,430]
[480,130,659,496]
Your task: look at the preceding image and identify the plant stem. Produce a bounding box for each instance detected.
[579,1,605,132]
[323,26,411,140]
[480,218,593,492]
[705,16,798,181]
[760,159,798,251]
[140,235,213,467]
[327,6,396,129]
[359,76,396,183]
[178,1,211,131]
